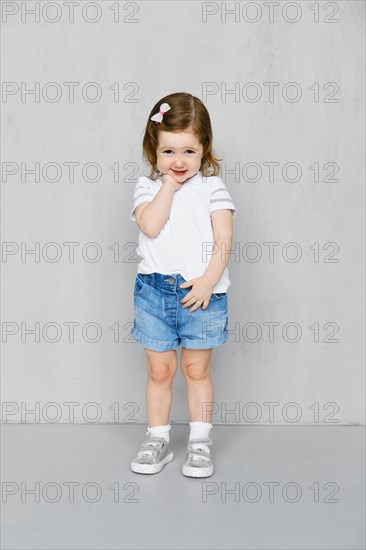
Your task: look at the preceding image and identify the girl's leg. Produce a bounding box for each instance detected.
[180,348,214,422]
[144,348,178,426]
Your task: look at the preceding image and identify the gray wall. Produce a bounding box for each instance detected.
[2,1,364,425]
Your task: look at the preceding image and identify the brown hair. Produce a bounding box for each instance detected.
[142,92,221,180]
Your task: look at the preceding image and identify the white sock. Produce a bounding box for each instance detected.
[146,423,171,443]
[189,421,212,454]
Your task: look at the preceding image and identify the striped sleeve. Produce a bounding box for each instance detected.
[130,177,154,221]
[209,177,236,218]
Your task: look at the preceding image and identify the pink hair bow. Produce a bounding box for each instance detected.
[150,102,171,123]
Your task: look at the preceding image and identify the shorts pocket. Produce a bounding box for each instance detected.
[210,292,227,301]
[134,274,149,296]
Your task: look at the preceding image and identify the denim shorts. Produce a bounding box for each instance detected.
[130,272,228,351]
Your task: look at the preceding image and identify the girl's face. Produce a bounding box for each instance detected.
[156,129,204,183]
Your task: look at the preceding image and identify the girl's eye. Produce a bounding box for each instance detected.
[162,150,195,154]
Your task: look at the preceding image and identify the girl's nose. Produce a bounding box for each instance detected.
[172,157,184,167]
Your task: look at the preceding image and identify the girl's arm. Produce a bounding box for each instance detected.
[137,179,177,238]
[203,209,234,288]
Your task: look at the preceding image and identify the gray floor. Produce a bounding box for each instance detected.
[1,424,364,550]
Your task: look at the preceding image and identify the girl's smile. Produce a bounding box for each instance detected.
[172,169,188,177]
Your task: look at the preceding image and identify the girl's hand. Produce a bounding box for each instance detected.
[179,276,216,312]
[161,173,184,192]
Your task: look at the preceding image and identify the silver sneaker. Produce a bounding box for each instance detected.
[182,436,214,478]
[130,435,174,474]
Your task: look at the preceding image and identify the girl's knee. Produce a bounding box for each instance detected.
[181,362,211,382]
[148,363,176,384]
[146,350,178,383]
[180,348,212,378]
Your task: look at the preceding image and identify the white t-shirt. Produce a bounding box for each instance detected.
[130,170,236,293]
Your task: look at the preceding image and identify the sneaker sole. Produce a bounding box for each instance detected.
[130,451,174,474]
[182,464,214,478]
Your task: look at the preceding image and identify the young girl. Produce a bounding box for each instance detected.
[129,92,236,478]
